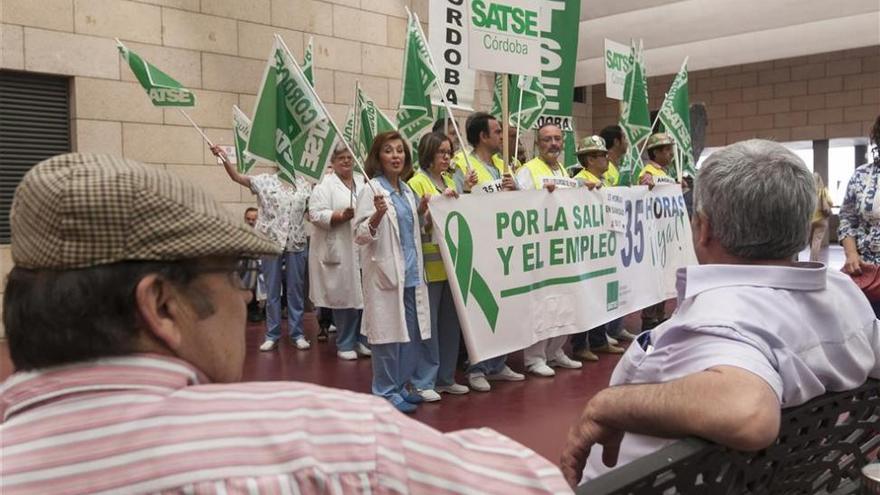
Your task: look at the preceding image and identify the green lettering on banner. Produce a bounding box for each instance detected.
[445,212,500,331]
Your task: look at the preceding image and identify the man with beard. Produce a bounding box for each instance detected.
[515,123,583,377]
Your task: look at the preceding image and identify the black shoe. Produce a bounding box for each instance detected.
[317,326,329,342]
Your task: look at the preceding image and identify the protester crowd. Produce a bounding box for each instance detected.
[2,116,878,494]
[206,110,880,418]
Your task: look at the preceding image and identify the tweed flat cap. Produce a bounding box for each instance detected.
[10,153,280,269]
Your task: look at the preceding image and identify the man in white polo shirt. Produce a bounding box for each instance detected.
[560,139,880,487]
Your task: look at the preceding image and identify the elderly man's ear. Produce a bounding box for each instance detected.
[134,274,186,351]
[692,212,712,249]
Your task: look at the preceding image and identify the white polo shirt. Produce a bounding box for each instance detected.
[583,262,880,482]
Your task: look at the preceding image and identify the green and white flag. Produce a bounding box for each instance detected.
[396,13,437,163]
[303,36,314,87]
[658,58,695,179]
[117,40,195,107]
[342,105,356,145]
[489,74,546,129]
[356,86,396,159]
[247,37,339,184]
[232,105,257,174]
[618,40,651,186]
[490,73,504,121]
[512,75,546,130]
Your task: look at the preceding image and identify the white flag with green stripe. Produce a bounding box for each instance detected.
[342,105,356,145]
[232,105,257,174]
[303,36,315,87]
[117,40,195,107]
[356,86,396,159]
[511,75,546,130]
[247,37,338,184]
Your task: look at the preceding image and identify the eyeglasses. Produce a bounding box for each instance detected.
[194,262,260,291]
[436,150,452,157]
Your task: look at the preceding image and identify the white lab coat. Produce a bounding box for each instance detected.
[354,178,431,345]
[308,172,365,309]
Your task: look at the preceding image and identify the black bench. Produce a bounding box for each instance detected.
[578,379,880,495]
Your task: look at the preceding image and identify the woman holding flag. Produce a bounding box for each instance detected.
[408,132,478,400]
[212,145,312,353]
[308,144,371,360]
[354,131,431,413]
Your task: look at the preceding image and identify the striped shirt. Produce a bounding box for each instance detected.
[1,354,571,494]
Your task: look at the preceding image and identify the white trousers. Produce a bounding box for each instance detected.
[523,335,569,368]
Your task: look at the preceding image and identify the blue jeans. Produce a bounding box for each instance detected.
[262,250,307,341]
[413,281,462,389]
[371,288,422,405]
[467,354,507,377]
[333,308,364,352]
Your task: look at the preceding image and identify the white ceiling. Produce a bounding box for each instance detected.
[575,0,880,86]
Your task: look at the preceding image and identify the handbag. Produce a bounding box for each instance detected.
[848,264,880,302]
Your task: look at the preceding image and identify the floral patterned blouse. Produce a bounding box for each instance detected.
[250,174,311,253]
[838,162,880,263]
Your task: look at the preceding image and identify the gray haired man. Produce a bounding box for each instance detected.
[561,139,880,487]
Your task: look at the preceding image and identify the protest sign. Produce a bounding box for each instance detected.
[429,185,696,362]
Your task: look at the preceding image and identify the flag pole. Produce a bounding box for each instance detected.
[274,34,377,195]
[501,74,510,174]
[513,75,525,170]
[408,9,473,173]
[352,80,362,159]
[176,108,215,148]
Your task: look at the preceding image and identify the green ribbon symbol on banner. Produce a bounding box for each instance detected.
[445,212,499,332]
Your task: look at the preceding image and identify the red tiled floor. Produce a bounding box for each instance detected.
[240,311,638,466]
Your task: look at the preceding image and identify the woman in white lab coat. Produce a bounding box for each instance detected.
[354,131,431,414]
[308,145,370,360]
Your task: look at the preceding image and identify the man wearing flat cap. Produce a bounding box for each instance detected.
[0,153,570,494]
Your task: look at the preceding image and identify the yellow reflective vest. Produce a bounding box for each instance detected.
[522,157,567,189]
[604,160,620,186]
[407,171,456,282]
[451,150,504,185]
[638,161,672,182]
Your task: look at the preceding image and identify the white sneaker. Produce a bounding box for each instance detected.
[548,354,583,369]
[607,336,619,346]
[259,339,278,352]
[614,329,638,342]
[417,389,442,402]
[294,338,311,350]
[337,350,357,360]
[487,365,525,382]
[436,383,470,395]
[355,343,372,356]
[528,363,556,377]
[328,324,337,333]
[468,374,491,392]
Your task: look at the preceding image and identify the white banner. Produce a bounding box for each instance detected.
[428,185,697,362]
[604,38,631,100]
[467,0,542,76]
[430,0,476,111]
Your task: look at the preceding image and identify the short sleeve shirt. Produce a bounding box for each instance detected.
[582,262,880,482]
[250,174,311,252]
